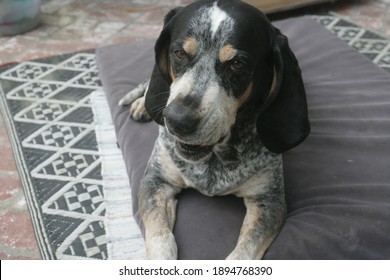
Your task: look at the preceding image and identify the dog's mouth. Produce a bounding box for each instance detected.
[175,140,214,161]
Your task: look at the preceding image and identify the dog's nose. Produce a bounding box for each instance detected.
[163,100,200,137]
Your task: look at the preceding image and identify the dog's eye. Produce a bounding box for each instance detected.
[231,60,245,71]
[174,49,188,61]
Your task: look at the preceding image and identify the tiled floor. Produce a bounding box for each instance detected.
[0,0,389,260]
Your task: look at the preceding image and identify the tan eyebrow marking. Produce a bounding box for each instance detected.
[183,37,198,57]
[219,44,237,63]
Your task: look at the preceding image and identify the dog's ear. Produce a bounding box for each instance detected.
[155,7,182,83]
[145,7,182,125]
[257,28,310,154]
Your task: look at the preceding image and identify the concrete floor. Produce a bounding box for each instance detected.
[0,0,389,259]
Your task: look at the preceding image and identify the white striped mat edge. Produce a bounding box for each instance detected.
[90,89,146,260]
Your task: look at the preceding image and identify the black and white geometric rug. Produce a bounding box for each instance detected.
[0,51,107,259]
[313,14,390,73]
[0,14,389,260]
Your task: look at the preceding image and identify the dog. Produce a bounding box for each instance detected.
[119,0,310,259]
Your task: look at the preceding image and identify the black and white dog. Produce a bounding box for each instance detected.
[119,0,310,259]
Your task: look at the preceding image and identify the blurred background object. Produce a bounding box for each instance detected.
[245,0,336,13]
[0,0,41,36]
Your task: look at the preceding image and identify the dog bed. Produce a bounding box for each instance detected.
[96,16,390,259]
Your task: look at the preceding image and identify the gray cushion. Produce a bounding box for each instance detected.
[96,16,390,259]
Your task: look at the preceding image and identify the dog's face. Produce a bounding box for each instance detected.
[145,0,310,162]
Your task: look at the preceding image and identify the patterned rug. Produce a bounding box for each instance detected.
[313,14,390,73]
[0,51,109,259]
[0,14,389,260]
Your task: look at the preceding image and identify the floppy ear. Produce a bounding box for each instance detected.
[257,28,310,154]
[145,7,182,125]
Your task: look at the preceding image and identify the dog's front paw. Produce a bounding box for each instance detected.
[226,244,262,260]
[118,79,152,122]
[226,249,252,260]
[119,78,149,106]
[129,96,152,122]
[146,232,178,260]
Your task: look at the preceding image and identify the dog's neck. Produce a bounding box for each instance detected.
[213,111,266,164]
[159,106,271,167]
[159,112,278,196]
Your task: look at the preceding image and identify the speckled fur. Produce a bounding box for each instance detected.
[139,115,286,259]
[119,0,309,260]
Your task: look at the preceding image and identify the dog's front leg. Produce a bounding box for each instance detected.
[139,178,180,260]
[227,194,286,260]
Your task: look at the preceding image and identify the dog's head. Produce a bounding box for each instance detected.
[145,0,310,161]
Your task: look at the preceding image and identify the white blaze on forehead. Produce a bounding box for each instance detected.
[190,1,234,44]
[209,2,230,38]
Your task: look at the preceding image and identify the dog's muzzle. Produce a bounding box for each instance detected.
[163,100,215,161]
[163,100,200,138]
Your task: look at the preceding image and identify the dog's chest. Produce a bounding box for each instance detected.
[161,130,282,197]
[179,157,276,197]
